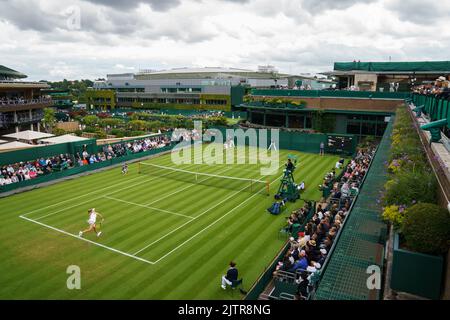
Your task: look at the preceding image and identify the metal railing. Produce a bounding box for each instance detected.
[0,97,52,107]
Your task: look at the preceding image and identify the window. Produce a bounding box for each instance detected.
[347,114,361,121]
[376,123,387,136]
[251,112,264,125]
[288,115,305,128]
[305,115,312,128]
[347,122,361,135]
[361,122,376,135]
[266,114,285,127]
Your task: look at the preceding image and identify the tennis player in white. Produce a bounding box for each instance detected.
[79,208,104,238]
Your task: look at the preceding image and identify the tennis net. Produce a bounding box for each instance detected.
[138,162,269,195]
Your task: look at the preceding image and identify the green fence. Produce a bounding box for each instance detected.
[411,94,450,125]
[390,233,444,299]
[251,89,411,100]
[211,127,353,154]
[313,117,393,300]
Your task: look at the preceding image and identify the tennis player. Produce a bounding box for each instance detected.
[122,163,128,174]
[79,208,104,238]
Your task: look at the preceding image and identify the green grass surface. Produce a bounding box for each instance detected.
[0,145,341,299]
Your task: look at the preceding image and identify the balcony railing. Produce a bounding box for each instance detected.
[0,97,52,107]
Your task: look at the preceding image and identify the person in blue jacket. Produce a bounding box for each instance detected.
[221,261,238,289]
[288,251,308,273]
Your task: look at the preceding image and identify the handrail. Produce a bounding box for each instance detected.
[0,98,52,106]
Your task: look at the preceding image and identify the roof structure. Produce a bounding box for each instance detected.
[39,134,89,144]
[0,141,39,151]
[2,130,54,141]
[0,65,27,79]
[131,67,293,80]
[330,61,450,75]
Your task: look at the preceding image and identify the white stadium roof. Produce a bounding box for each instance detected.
[39,134,90,144]
[137,67,255,75]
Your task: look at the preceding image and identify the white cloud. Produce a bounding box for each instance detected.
[0,0,448,80]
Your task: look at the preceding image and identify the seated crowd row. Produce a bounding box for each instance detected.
[273,146,376,299]
[0,154,73,186]
[77,136,171,166]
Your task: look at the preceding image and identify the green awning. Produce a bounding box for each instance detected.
[334,61,450,73]
[0,65,27,79]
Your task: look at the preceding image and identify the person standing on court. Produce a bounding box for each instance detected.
[268,139,277,151]
[221,261,238,289]
[319,141,325,156]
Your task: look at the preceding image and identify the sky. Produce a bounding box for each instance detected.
[0,0,449,81]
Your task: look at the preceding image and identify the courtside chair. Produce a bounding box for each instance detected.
[226,278,244,297]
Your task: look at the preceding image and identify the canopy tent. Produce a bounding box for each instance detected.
[2,130,54,141]
[0,141,39,151]
[39,134,89,144]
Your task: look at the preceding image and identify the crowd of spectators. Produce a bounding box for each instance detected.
[76,135,171,166]
[272,146,376,299]
[1,135,171,188]
[0,154,73,186]
[412,76,450,99]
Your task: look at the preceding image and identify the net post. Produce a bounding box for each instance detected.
[266,180,270,196]
[138,162,141,174]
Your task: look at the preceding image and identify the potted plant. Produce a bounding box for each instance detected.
[390,203,450,299]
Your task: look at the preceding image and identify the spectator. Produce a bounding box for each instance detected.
[221,261,238,290]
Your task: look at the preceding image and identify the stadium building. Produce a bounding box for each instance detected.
[237,88,409,137]
[324,61,450,92]
[0,65,52,135]
[88,67,300,111]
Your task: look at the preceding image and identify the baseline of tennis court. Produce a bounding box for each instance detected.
[18,159,275,264]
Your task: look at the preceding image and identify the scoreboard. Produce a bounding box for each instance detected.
[326,134,355,155]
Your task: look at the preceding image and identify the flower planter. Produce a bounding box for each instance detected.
[390,232,444,299]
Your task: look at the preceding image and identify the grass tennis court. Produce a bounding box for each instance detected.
[0,145,342,299]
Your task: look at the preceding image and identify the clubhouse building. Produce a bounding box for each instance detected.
[0,65,52,136]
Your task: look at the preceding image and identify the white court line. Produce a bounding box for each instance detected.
[32,174,165,221]
[30,162,205,221]
[21,175,148,217]
[149,173,284,263]
[21,152,209,217]
[104,195,194,220]
[144,166,234,206]
[19,215,155,265]
[133,162,284,257]
[132,182,253,255]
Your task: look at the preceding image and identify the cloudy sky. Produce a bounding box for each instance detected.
[0,0,449,81]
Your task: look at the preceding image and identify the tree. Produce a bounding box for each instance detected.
[41,108,56,133]
[82,115,100,127]
[100,118,123,128]
[128,120,148,131]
